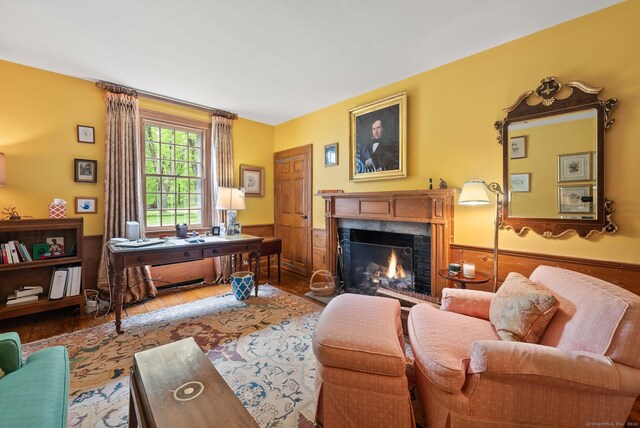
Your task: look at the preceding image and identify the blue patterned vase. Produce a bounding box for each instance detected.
[231,271,255,300]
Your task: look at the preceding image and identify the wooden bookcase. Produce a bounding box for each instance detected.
[0,218,84,320]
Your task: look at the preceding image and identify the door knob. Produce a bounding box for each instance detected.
[300,214,308,220]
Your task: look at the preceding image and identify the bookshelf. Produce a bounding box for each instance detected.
[0,218,84,320]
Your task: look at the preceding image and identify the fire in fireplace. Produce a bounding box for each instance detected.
[340,226,430,296]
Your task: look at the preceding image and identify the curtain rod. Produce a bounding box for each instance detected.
[95,80,238,120]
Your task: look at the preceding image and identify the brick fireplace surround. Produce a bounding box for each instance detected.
[321,190,458,298]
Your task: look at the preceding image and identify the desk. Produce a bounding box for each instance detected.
[129,337,259,428]
[106,234,262,334]
[438,269,490,289]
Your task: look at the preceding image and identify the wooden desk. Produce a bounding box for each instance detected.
[129,337,259,428]
[438,269,490,289]
[107,234,262,334]
[248,237,282,283]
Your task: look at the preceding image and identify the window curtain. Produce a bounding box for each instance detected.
[97,91,156,303]
[211,115,234,283]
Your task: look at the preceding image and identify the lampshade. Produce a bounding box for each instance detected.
[215,187,246,210]
[458,181,491,205]
[0,153,5,186]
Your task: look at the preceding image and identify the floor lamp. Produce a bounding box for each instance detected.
[215,187,246,235]
[458,178,504,292]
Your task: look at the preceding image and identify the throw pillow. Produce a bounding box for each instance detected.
[490,272,559,343]
[0,367,4,378]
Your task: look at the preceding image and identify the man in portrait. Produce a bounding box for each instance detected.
[357,118,399,173]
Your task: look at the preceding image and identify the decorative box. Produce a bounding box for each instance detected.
[49,204,67,219]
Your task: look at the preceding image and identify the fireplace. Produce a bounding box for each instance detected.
[339,222,431,295]
[321,190,456,298]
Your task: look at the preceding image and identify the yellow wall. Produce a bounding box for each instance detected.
[274,0,640,264]
[0,61,274,235]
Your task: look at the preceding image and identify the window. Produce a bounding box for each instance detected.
[141,110,211,230]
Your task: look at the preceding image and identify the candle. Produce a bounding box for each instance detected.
[463,263,476,278]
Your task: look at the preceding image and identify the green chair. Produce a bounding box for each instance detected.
[0,332,69,427]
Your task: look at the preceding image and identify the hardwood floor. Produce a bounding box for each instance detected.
[0,269,313,344]
[0,269,638,425]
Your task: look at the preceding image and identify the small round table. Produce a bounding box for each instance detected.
[438,269,491,289]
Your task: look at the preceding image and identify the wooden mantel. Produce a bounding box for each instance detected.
[321,189,458,298]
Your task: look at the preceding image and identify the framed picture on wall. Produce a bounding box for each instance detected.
[509,136,527,159]
[74,197,97,214]
[74,159,97,183]
[324,143,338,167]
[558,185,593,213]
[349,92,406,182]
[558,152,592,182]
[240,164,264,197]
[77,125,95,143]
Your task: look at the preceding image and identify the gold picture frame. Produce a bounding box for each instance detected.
[349,92,407,181]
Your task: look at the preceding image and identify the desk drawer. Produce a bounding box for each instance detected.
[124,248,203,266]
[203,243,261,258]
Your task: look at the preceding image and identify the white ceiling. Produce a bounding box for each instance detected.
[0,0,622,125]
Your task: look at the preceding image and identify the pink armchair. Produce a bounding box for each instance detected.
[408,266,640,427]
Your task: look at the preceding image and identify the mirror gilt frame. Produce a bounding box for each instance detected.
[495,76,618,238]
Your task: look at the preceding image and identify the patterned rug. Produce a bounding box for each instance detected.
[23,285,322,427]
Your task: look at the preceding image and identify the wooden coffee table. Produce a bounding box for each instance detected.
[129,337,259,428]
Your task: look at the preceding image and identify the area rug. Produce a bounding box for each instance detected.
[23,285,322,427]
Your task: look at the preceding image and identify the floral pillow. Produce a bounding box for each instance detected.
[489,272,559,343]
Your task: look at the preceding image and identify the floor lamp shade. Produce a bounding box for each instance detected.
[458,181,490,205]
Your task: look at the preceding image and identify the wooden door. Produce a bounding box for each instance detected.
[274,145,312,276]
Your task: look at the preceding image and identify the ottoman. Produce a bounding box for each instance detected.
[312,294,415,428]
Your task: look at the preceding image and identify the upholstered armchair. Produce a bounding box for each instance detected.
[0,332,69,427]
[408,266,640,427]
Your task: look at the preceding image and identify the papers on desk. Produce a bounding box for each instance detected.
[115,238,165,248]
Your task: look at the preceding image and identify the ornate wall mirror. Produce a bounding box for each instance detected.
[495,76,618,238]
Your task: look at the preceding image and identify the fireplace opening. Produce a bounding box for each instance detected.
[340,227,431,296]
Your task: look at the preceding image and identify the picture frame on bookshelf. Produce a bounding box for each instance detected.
[46,237,65,256]
[33,243,50,259]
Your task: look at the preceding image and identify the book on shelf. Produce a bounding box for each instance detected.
[49,269,68,300]
[6,294,39,306]
[64,266,82,297]
[14,286,43,298]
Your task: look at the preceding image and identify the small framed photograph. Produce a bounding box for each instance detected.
[74,159,97,183]
[240,164,264,197]
[558,152,592,182]
[558,185,593,213]
[75,197,97,214]
[234,223,242,235]
[77,125,95,143]
[510,136,527,159]
[32,243,50,259]
[212,226,221,236]
[46,237,65,256]
[510,173,530,192]
[324,143,338,167]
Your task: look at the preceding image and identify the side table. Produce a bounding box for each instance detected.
[438,269,490,289]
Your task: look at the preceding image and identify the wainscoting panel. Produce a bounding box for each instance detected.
[450,244,640,296]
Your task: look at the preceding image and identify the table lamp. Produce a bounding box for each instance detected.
[215,187,246,235]
[458,178,503,292]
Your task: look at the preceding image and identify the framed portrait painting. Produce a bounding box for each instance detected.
[74,159,97,183]
[349,92,407,182]
[240,164,264,197]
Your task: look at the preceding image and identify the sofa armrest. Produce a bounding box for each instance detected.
[441,289,494,320]
[0,332,23,375]
[469,340,640,395]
